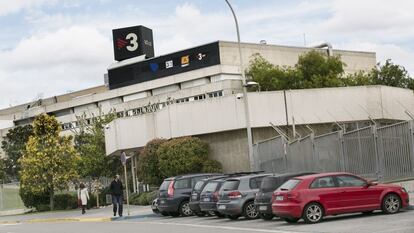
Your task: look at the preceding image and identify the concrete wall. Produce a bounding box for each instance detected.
[105,86,414,166]
[219,41,376,75]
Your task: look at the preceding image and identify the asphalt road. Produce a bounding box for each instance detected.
[1,210,414,233]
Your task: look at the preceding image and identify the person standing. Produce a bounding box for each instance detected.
[110,175,124,217]
[78,183,89,215]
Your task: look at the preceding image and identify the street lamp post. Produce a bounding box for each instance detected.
[224,0,255,171]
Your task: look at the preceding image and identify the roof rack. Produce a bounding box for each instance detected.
[224,171,265,177]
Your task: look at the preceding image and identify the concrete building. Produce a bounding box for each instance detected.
[0,41,384,171]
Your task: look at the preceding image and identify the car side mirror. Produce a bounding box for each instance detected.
[366,181,378,187]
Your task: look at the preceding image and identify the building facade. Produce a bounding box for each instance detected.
[0,41,381,172]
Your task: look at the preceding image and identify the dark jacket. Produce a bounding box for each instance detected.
[110,180,123,196]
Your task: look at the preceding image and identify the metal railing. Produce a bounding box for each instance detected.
[253,120,414,182]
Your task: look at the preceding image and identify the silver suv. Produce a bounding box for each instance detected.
[216,173,270,220]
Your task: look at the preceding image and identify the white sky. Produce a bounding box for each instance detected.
[0,0,413,108]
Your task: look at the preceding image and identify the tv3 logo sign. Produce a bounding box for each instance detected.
[116,33,138,51]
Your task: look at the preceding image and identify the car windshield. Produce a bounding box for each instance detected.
[159,180,171,191]
[203,182,219,192]
[221,180,240,191]
[260,177,280,192]
[276,179,301,191]
[193,180,205,191]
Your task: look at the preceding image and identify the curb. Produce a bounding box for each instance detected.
[112,213,157,221]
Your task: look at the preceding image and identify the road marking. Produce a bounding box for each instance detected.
[117,221,304,233]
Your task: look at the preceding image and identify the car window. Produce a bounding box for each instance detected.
[310,176,335,189]
[221,180,240,191]
[191,176,206,188]
[160,180,171,191]
[174,178,190,189]
[193,180,205,191]
[336,175,366,187]
[260,177,280,192]
[276,179,301,191]
[203,182,219,192]
[250,177,264,189]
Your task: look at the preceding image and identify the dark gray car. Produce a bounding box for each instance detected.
[217,173,271,220]
[254,172,316,220]
[158,173,217,217]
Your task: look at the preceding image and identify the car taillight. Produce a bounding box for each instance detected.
[212,191,219,202]
[286,192,300,202]
[228,191,242,199]
[167,181,175,198]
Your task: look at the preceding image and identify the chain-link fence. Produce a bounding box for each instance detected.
[254,120,414,182]
[0,182,25,212]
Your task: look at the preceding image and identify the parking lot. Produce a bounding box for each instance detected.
[122,209,414,233]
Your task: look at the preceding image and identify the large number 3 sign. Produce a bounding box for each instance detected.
[126,33,138,51]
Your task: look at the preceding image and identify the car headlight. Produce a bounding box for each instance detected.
[402,187,408,193]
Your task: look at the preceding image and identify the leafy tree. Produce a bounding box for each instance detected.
[371,59,413,88]
[137,138,167,185]
[19,114,80,210]
[1,125,33,180]
[295,50,344,88]
[157,137,222,177]
[74,111,121,179]
[201,159,223,173]
[0,159,5,180]
[247,51,345,91]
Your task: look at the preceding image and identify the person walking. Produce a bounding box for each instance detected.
[110,175,124,217]
[78,183,89,215]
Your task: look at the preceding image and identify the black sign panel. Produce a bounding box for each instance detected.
[112,25,154,61]
[108,42,220,90]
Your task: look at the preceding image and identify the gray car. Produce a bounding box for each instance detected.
[216,173,270,220]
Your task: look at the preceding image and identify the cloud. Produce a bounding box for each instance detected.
[0,0,413,109]
[0,26,112,107]
[0,0,56,16]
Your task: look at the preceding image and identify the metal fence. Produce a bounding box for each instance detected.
[0,182,25,212]
[254,121,414,182]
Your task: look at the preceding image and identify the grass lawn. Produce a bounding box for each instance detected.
[1,187,25,210]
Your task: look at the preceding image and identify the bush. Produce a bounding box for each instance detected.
[158,137,209,177]
[202,159,223,173]
[54,193,78,210]
[36,204,51,212]
[19,186,49,209]
[129,191,158,206]
[137,138,167,185]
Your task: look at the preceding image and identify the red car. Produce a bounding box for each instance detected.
[272,172,409,224]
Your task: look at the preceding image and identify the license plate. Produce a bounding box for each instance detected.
[276,196,284,201]
[160,200,165,204]
[203,198,210,202]
[259,206,267,211]
[218,205,226,210]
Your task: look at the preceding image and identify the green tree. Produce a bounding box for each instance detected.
[137,138,167,185]
[371,59,413,88]
[1,125,33,180]
[157,137,222,177]
[295,50,344,88]
[74,112,121,179]
[247,51,345,91]
[0,159,5,180]
[19,114,80,210]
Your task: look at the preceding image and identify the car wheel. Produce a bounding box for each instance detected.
[160,211,169,216]
[207,211,215,216]
[303,202,324,224]
[214,211,225,218]
[382,193,401,214]
[243,201,259,220]
[283,217,299,223]
[179,201,193,217]
[260,213,274,220]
